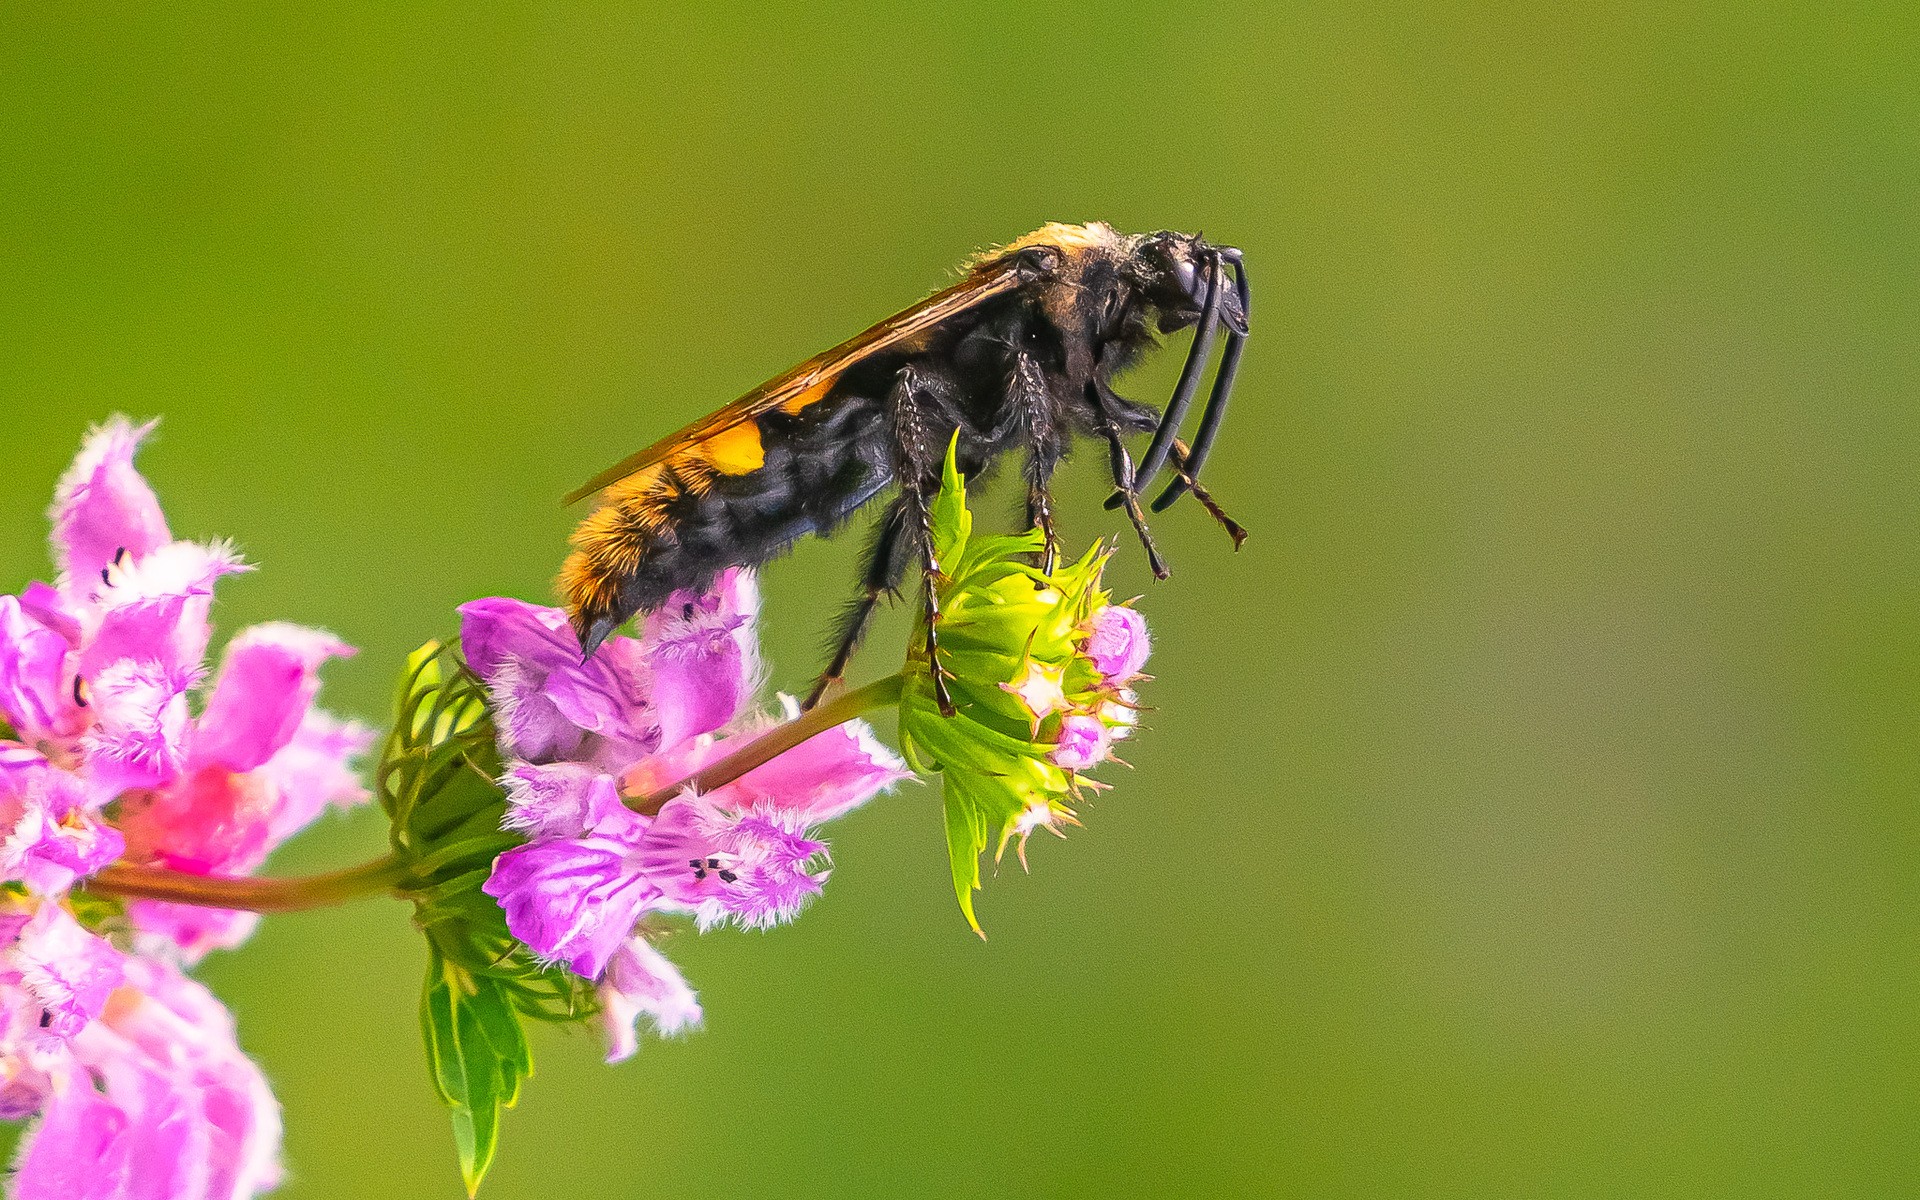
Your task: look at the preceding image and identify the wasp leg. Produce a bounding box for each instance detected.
[1166,439,1249,549]
[1154,252,1249,511]
[804,497,911,711]
[1012,352,1062,574]
[1101,419,1170,579]
[1133,250,1225,495]
[888,365,957,717]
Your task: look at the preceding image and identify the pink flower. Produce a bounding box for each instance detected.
[500,761,618,839]
[4,904,124,1041]
[637,795,831,932]
[482,796,661,979]
[468,572,907,982]
[0,417,363,1197]
[1049,714,1112,771]
[1,418,373,952]
[47,416,171,607]
[13,956,283,1200]
[0,759,123,894]
[598,937,702,1063]
[1083,604,1151,684]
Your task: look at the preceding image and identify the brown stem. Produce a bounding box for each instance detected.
[88,854,411,914]
[620,673,904,816]
[87,673,908,914]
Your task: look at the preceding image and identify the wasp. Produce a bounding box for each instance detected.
[560,221,1250,714]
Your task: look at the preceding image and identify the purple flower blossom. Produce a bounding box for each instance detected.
[0,912,283,1199]
[1050,713,1113,771]
[482,798,660,978]
[467,569,906,988]
[47,416,171,604]
[638,795,831,932]
[11,955,285,1200]
[0,416,370,1195]
[598,936,702,1063]
[1083,604,1151,684]
[0,759,123,894]
[500,760,618,839]
[4,904,124,1041]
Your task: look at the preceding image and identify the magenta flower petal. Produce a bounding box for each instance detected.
[19,769,124,887]
[541,635,654,745]
[77,540,249,680]
[1050,714,1112,771]
[16,582,80,647]
[501,761,620,839]
[79,659,192,796]
[11,1077,131,1200]
[6,904,125,1039]
[193,622,353,774]
[457,597,579,680]
[458,598,659,762]
[641,569,760,748]
[1084,604,1151,684]
[482,804,659,978]
[729,711,908,823]
[0,597,82,742]
[48,416,170,604]
[126,903,263,966]
[115,765,273,877]
[67,956,284,1199]
[251,708,374,845]
[598,937,702,1063]
[638,796,828,932]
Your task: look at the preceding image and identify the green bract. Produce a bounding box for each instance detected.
[378,641,593,1196]
[897,438,1137,936]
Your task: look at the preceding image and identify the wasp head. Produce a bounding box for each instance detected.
[1133,231,1248,336]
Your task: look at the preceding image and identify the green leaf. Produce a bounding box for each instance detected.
[422,947,531,1196]
[385,639,598,1190]
[928,431,971,568]
[944,782,988,937]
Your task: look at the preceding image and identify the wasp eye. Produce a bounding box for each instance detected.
[1172,257,1199,300]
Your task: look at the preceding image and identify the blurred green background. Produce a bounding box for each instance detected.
[2,4,1916,1197]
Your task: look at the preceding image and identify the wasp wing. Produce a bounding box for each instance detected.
[563,256,1033,505]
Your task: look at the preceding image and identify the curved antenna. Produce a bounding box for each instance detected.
[1152,252,1248,511]
[1130,251,1224,496]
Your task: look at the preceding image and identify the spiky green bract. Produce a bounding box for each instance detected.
[896,438,1127,935]
[379,640,593,1196]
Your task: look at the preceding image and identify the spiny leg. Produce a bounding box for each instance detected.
[1012,352,1062,574]
[888,365,957,716]
[1102,419,1170,580]
[804,496,911,711]
[1167,438,1249,549]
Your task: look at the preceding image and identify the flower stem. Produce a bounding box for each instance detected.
[88,854,412,914]
[622,673,905,816]
[83,674,907,914]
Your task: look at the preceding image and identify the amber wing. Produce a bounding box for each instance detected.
[563,256,1033,505]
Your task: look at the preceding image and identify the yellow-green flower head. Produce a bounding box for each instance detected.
[897,438,1152,935]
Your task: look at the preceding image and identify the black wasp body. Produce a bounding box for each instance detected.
[561,221,1250,713]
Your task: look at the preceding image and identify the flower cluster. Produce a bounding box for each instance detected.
[897,440,1151,933]
[0,416,1164,1199]
[460,573,907,1061]
[0,418,369,1197]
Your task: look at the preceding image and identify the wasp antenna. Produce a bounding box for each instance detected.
[1153,255,1248,511]
[1133,251,1224,495]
